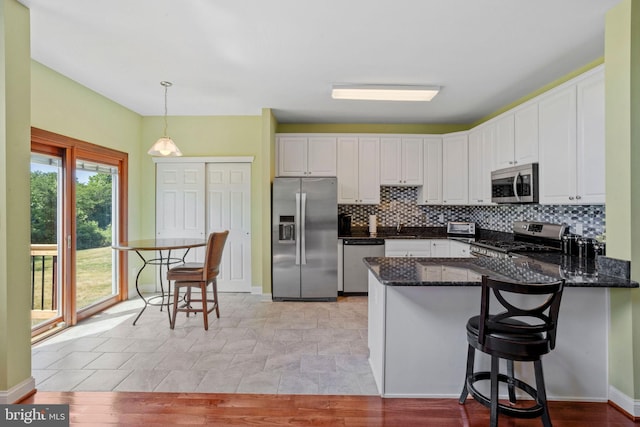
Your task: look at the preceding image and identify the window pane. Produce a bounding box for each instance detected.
[30,153,62,328]
[75,159,117,311]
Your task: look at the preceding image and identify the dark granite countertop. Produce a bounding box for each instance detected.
[340,226,452,240]
[363,256,639,288]
[339,226,514,241]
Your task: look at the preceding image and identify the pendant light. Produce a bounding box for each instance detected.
[147,81,183,156]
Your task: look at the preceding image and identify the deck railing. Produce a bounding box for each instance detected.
[30,244,58,311]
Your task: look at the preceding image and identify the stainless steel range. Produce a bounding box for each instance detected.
[470,221,566,259]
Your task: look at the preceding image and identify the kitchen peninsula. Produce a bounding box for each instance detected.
[364,255,638,401]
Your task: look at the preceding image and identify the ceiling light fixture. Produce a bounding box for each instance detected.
[147,81,183,157]
[331,84,440,102]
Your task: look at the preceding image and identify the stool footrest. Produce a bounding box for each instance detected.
[467,371,544,419]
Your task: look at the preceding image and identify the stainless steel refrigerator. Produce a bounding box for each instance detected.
[272,177,338,301]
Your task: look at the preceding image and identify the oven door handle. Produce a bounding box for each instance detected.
[513,172,521,202]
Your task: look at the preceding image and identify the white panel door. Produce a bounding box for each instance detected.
[156,163,205,262]
[206,163,252,292]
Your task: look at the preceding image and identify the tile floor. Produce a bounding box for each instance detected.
[32,293,378,395]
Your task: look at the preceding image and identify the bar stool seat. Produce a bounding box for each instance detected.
[459,275,564,427]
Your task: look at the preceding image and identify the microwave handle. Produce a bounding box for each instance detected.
[513,172,521,202]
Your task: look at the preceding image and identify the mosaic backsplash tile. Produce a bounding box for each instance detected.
[338,187,605,238]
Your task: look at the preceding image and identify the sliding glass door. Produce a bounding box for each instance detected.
[31,128,128,337]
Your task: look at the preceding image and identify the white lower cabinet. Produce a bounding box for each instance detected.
[449,240,473,258]
[384,239,431,257]
[384,239,472,258]
[430,240,450,257]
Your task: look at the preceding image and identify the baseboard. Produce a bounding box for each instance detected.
[0,377,36,404]
[251,286,263,295]
[609,385,640,419]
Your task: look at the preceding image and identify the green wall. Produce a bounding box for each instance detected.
[0,0,31,397]
[31,60,144,238]
[605,0,640,401]
[140,115,269,292]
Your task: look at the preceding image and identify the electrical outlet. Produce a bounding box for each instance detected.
[575,223,584,235]
[438,213,445,223]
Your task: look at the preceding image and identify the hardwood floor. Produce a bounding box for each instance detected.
[22,391,637,426]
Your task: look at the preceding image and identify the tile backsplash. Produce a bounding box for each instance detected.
[338,187,605,238]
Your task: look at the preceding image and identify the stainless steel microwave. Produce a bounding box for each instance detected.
[491,163,538,203]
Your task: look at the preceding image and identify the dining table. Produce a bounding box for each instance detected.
[112,238,207,325]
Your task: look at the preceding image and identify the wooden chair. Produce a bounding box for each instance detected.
[167,231,228,330]
[459,275,564,427]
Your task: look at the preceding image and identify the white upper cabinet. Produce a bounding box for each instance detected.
[493,114,515,170]
[493,103,538,170]
[539,67,605,204]
[380,137,423,186]
[539,86,577,204]
[276,135,336,177]
[417,136,443,205]
[513,103,539,166]
[442,132,469,205]
[337,136,380,204]
[575,71,605,204]
[468,124,494,204]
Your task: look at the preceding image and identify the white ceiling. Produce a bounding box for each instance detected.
[19,0,618,124]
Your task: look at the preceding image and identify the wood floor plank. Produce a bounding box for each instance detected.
[19,391,638,426]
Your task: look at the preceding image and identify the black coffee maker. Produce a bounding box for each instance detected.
[338,213,351,235]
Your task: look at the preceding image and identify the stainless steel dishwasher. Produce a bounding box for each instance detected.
[343,239,385,294]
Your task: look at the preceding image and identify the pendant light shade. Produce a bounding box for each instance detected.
[148,81,183,157]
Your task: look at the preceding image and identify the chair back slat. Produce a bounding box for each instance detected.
[478,275,564,350]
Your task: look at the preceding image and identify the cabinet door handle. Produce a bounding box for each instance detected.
[569,196,575,200]
[576,195,582,200]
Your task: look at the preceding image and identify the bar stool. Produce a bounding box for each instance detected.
[167,231,228,330]
[459,275,564,427]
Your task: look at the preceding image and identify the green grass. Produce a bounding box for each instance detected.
[31,246,114,327]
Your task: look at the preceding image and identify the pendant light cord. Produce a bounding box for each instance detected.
[161,81,172,137]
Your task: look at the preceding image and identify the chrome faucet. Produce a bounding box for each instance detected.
[396,213,402,233]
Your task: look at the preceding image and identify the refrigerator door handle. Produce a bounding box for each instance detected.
[295,192,301,265]
[300,192,307,264]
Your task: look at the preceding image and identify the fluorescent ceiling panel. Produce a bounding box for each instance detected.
[331,85,440,101]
